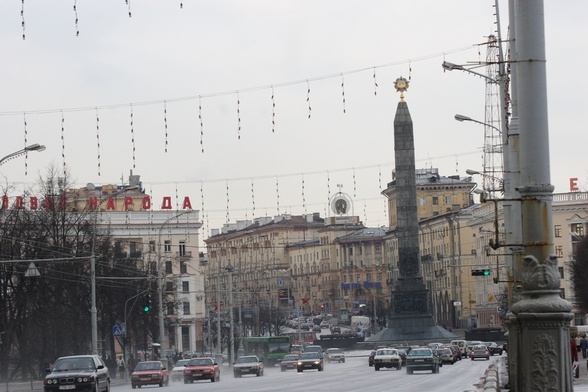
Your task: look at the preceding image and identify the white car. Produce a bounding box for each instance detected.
[170,359,191,381]
[233,355,264,378]
[373,348,402,371]
[325,348,345,363]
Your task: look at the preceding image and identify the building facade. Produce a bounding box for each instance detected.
[68,174,204,355]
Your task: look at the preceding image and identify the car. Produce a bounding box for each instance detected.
[44,355,110,392]
[450,339,468,358]
[437,347,456,364]
[483,342,504,356]
[325,348,345,363]
[303,345,324,358]
[396,348,408,366]
[405,348,441,374]
[280,354,300,371]
[131,361,169,388]
[170,359,190,382]
[373,348,402,371]
[320,321,330,328]
[330,325,341,334]
[296,352,324,372]
[447,345,462,361]
[470,344,490,361]
[291,344,303,355]
[427,342,444,350]
[312,325,322,333]
[182,357,220,383]
[368,350,376,367]
[233,355,264,378]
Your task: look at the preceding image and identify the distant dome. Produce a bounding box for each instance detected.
[86,183,95,191]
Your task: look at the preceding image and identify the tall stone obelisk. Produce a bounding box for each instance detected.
[372,77,455,341]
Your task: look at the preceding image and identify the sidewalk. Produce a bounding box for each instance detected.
[496,357,588,392]
[574,359,588,392]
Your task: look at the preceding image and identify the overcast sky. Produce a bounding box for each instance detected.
[1,1,586,241]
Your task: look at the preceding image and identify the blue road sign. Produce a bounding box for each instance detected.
[113,324,125,337]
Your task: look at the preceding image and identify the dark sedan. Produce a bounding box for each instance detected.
[368,350,376,367]
[405,348,440,374]
[280,354,299,372]
[483,342,504,355]
[296,352,324,372]
[44,355,110,392]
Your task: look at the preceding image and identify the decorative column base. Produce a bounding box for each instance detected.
[510,255,573,392]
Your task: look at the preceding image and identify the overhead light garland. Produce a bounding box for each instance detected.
[2,46,475,177]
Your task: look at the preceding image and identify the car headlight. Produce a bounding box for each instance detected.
[314,361,320,365]
[297,361,302,365]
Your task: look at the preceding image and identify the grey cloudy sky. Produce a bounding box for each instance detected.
[1,1,586,239]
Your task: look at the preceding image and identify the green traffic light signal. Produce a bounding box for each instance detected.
[143,294,151,313]
[472,269,491,276]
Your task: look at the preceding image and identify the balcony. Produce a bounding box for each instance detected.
[176,250,192,260]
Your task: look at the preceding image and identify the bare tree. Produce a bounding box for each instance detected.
[0,166,151,381]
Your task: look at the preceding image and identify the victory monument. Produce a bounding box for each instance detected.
[371,78,455,342]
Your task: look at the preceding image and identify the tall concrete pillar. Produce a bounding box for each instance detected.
[511,1,573,390]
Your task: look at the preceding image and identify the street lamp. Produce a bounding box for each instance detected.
[455,114,501,133]
[0,144,46,166]
[226,264,234,366]
[442,61,498,84]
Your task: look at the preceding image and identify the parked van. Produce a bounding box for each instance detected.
[450,340,468,358]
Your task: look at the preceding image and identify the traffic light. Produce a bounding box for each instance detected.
[471,269,491,277]
[143,294,151,313]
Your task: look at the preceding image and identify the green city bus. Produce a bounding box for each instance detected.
[239,336,291,366]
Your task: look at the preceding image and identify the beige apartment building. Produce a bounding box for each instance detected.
[204,167,588,335]
[67,174,204,355]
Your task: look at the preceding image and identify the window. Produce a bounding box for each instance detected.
[165,282,173,292]
[149,240,156,252]
[164,240,171,252]
[558,266,564,279]
[554,225,562,238]
[179,241,186,256]
[182,281,189,292]
[180,262,187,274]
[571,223,585,237]
[555,246,563,258]
[183,302,191,315]
[165,261,172,274]
[445,196,451,204]
[129,241,136,254]
[348,248,353,256]
[420,197,426,206]
[560,288,566,299]
[432,196,439,205]
[375,245,381,255]
[166,302,174,315]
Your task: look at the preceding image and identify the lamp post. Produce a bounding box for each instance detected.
[0,143,46,166]
[157,210,193,351]
[123,289,149,376]
[226,263,234,366]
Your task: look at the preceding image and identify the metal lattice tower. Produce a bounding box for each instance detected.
[483,35,504,198]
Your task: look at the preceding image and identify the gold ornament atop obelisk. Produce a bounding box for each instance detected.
[394,76,409,102]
